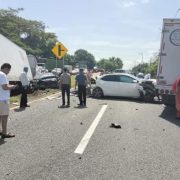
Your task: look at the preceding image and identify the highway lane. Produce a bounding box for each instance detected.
[0,95,180,180]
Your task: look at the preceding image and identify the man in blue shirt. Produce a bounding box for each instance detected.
[75,69,87,106]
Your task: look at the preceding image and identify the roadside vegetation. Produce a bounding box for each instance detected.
[0,7,158,73]
[10,95,20,104]
[131,54,159,78]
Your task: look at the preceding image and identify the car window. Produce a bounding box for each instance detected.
[120,75,134,83]
[101,75,120,82]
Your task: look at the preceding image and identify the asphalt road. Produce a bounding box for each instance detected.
[0,93,180,180]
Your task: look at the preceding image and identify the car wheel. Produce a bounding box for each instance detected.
[93,87,104,98]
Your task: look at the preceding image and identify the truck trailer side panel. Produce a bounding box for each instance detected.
[0,34,32,81]
[157,19,180,105]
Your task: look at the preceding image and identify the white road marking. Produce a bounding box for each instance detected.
[74,105,108,154]
[10,92,61,110]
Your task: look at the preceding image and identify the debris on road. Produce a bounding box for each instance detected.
[110,123,121,129]
[46,97,56,100]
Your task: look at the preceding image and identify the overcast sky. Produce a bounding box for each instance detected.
[1,0,180,69]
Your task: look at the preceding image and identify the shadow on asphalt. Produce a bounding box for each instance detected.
[74,106,87,109]
[90,96,162,105]
[159,106,180,127]
[0,139,6,145]
[14,108,26,112]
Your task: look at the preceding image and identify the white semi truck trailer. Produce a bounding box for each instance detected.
[156,19,180,105]
[0,34,33,95]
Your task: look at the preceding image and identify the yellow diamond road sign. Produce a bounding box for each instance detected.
[52,42,68,59]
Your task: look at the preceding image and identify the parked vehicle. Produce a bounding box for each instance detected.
[64,65,72,73]
[156,18,180,105]
[27,54,37,78]
[36,73,60,90]
[51,68,62,76]
[92,73,144,99]
[71,68,79,75]
[0,34,33,96]
[137,72,144,79]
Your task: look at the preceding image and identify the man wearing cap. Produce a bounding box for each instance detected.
[75,68,87,107]
[59,68,71,107]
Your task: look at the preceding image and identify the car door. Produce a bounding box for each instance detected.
[100,75,119,96]
[118,75,140,97]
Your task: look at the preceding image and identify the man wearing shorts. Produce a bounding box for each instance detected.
[0,63,16,138]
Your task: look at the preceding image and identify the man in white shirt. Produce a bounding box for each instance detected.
[0,63,16,138]
[58,68,71,107]
[19,67,30,108]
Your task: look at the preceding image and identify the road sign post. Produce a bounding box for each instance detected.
[52,42,68,69]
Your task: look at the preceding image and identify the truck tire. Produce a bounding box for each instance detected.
[162,94,175,106]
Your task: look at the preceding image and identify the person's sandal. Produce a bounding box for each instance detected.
[1,133,15,139]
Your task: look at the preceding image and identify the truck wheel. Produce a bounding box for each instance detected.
[162,94,175,106]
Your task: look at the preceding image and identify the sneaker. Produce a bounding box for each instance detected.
[1,133,15,139]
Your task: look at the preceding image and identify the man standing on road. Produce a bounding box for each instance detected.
[19,67,30,108]
[75,68,87,107]
[0,63,16,138]
[59,68,71,108]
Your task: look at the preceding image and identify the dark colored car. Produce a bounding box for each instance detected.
[36,75,60,90]
[10,81,22,96]
[10,81,35,96]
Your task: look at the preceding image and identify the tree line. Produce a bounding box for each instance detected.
[0,8,158,75]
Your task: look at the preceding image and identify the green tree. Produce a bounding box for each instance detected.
[64,54,75,66]
[74,49,96,69]
[147,55,159,78]
[97,57,123,71]
[109,57,123,69]
[131,54,159,78]
[0,8,58,57]
[132,63,149,75]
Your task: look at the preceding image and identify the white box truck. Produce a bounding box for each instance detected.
[156,19,180,105]
[0,34,33,95]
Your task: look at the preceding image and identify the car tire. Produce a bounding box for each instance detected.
[92,87,104,98]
